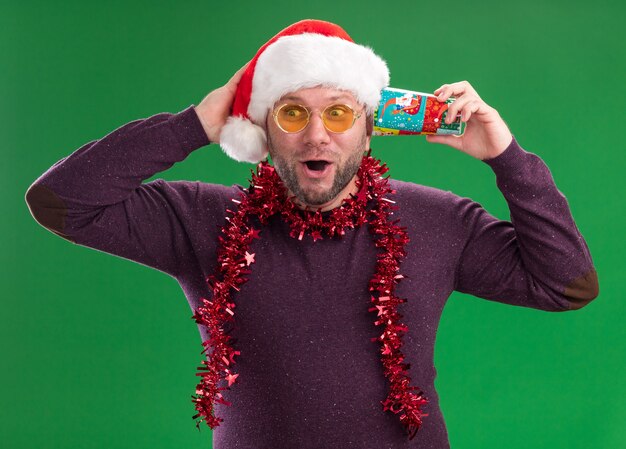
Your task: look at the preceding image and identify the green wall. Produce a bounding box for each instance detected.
[4,0,624,448]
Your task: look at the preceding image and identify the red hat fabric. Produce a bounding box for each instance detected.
[219,19,390,163]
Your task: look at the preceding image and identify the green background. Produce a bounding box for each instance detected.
[4,0,624,448]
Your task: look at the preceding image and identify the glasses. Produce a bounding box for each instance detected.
[272,103,363,134]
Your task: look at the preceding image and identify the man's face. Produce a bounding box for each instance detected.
[265,86,371,209]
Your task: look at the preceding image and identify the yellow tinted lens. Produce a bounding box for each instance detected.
[276,104,308,132]
[323,104,354,132]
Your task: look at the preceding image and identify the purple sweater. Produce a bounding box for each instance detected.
[25,105,599,448]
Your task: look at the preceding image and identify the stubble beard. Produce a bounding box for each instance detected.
[267,132,368,207]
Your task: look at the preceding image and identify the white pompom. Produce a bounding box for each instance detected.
[219,116,268,164]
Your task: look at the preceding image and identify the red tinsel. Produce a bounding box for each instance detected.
[190,151,428,440]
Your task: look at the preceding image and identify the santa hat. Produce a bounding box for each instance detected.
[219,19,390,164]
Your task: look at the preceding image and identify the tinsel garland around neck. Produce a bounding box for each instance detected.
[190,151,429,440]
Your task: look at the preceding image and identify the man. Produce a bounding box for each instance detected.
[25,19,598,449]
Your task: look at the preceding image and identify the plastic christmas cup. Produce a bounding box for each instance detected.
[372,86,465,136]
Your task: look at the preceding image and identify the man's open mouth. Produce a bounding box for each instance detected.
[304,160,331,171]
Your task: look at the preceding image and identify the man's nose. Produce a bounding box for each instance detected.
[302,112,331,147]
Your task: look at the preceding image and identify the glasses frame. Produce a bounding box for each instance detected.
[272,102,364,134]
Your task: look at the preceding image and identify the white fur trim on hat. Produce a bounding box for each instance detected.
[219,116,268,163]
[248,33,389,125]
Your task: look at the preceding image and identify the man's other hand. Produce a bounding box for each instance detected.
[195,62,249,144]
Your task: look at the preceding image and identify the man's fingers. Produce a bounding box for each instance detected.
[435,81,479,102]
[425,133,463,151]
[458,100,477,122]
[444,95,473,123]
[433,84,447,96]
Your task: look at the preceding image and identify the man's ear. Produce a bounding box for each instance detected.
[365,111,373,137]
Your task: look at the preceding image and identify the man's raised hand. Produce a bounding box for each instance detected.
[194,62,249,144]
[425,81,513,161]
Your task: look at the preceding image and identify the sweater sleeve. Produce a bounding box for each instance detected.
[453,136,599,311]
[24,105,224,279]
